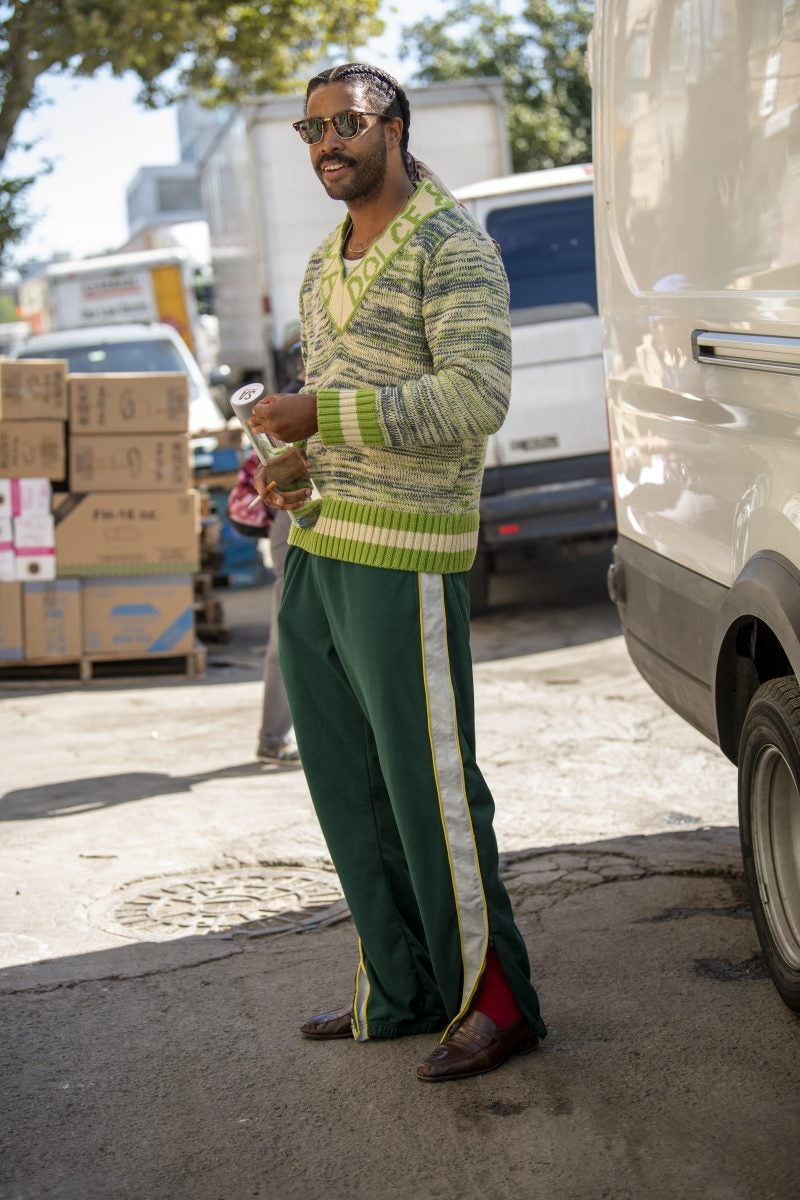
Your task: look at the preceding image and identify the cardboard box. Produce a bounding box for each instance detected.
[0,359,68,420]
[0,582,23,660]
[0,421,66,480]
[54,491,200,576]
[69,433,190,491]
[0,478,52,517]
[23,579,81,659]
[69,373,190,433]
[0,517,14,582]
[82,575,195,656]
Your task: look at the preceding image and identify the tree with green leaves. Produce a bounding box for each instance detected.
[0,0,382,267]
[402,0,592,174]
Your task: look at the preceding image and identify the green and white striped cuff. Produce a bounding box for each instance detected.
[317,388,384,447]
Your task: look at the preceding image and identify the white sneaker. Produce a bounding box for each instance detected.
[256,740,301,766]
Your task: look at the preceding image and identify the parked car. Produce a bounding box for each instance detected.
[16,321,225,433]
[0,321,31,359]
[593,0,800,1011]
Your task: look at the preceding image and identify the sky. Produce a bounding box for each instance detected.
[6,1,441,266]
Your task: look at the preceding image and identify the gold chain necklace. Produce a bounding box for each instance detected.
[344,191,415,258]
[344,223,381,258]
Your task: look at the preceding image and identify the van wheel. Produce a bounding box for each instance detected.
[738,676,800,1012]
[469,551,490,616]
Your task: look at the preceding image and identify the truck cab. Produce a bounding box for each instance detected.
[456,166,615,611]
[593,0,800,1012]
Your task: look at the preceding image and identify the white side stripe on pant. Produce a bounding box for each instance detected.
[419,573,489,1022]
[353,939,370,1042]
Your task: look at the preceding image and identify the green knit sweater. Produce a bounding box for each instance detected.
[289,178,512,574]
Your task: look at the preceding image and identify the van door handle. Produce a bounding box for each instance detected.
[692,330,800,376]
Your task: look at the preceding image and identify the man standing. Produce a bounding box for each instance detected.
[250,63,546,1081]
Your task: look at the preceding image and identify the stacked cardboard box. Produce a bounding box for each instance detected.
[0,366,201,665]
[0,359,66,660]
[0,360,68,587]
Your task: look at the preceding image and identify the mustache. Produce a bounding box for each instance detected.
[316,154,356,169]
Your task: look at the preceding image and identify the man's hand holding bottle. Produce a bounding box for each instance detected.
[248,392,319,513]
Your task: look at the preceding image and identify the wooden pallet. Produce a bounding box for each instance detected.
[193,570,230,643]
[196,607,229,643]
[193,471,240,494]
[0,645,206,685]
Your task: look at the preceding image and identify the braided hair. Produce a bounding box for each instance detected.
[305,63,419,181]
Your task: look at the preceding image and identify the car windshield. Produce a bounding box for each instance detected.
[21,337,191,379]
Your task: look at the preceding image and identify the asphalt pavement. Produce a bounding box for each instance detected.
[1,547,798,1200]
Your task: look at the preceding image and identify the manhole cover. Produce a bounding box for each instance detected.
[87,867,348,942]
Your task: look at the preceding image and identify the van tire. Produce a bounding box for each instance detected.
[469,551,490,616]
[738,676,800,1013]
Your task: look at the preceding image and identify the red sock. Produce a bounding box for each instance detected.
[473,947,523,1029]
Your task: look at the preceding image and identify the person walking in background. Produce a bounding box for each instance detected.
[227,348,306,767]
[254,503,298,765]
[249,63,546,1081]
[254,343,306,765]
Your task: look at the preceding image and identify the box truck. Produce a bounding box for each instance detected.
[19,248,202,356]
[593,0,800,1011]
[16,249,225,432]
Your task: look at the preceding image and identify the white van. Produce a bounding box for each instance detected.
[593,0,800,1011]
[455,166,615,611]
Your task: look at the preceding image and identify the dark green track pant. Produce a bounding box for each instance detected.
[278,548,546,1042]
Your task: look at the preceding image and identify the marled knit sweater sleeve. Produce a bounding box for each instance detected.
[316,228,511,449]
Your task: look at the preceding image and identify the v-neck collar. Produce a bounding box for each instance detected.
[318,178,455,333]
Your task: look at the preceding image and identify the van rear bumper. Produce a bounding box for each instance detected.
[479,452,615,548]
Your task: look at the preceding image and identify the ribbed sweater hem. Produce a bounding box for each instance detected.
[287,497,479,574]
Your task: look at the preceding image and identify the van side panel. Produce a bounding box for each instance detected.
[596,0,800,591]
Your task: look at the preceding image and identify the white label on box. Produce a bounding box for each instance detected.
[12,478,52,516]
[0,548,15,582]
[0,480,51,515]
[0,516,11,547]
[15,552,55,581]
[13,513,56,549]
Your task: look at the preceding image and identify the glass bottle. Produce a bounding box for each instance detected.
[229,382,322,529]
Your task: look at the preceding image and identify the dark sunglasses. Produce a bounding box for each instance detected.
[292,109,385,145]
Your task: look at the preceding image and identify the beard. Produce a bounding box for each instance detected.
[315,135,388,203]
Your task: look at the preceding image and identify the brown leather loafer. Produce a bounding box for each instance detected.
[416,1010,539,1081]
[299,1007,354,1040]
